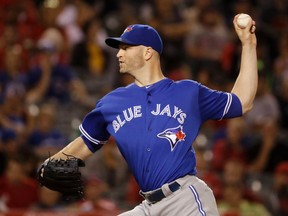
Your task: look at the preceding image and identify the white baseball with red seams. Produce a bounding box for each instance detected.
[237,13,252,28]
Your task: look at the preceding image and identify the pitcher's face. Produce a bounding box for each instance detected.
[117,44,145,74]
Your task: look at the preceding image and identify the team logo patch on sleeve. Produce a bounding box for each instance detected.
[157,125,186,151]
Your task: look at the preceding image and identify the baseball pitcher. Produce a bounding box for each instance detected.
[38,14,257,216]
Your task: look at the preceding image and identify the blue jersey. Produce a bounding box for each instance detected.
[79,78,242,192]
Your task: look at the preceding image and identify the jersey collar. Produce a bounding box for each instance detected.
[133,78,172,94]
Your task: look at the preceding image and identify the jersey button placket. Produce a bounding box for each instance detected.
[146,91,152,174]
[147,92,152,132]
[147,92,152,104]
[146,91,153,155]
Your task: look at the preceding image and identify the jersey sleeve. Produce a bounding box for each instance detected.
[79,100,110,152]
[198,84,242,121]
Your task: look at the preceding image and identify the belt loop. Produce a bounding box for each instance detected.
[139,190,146,199]
[161,183,173,197]
[138,180,182,204]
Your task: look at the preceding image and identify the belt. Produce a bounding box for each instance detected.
[140,181,181,204]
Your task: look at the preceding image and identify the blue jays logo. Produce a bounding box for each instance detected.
[123,26,133,34]
[157,125,186,151]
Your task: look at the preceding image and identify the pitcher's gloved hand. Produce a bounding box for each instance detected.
[37,154,85,201]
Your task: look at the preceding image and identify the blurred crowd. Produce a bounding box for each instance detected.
[0,0,287,215]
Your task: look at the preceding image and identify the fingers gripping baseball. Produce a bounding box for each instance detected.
[234,13,257,45]
[37,154,85,200]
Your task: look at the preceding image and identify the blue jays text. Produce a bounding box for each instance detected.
[112,104,187,133]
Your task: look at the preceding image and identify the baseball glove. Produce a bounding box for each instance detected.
[37,154,85,200]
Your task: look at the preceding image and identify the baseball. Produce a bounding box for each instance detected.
[236,13,252,28]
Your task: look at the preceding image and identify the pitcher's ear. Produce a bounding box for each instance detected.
[144,47,153,60]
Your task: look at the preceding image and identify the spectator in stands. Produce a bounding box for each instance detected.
[164,56,192,82]
[270,162,288,216]
[244,74,281,134]
[273,32,288,130]
[276,78,288,130]
[81,137,130,204]
[211,118,248,172]
[0,130,19,160]
[71,176,121,215]
[0,42,51,107]
[218,159,271,216]
[0,155,39,210]
[26,102,68,159]
[184,7,230,75]
[195,143,222,199]
[56,0,104,47]
[217,181,271,216]
[257,161,288,216]
[246,120,288,174]
[32,186,65,211]
[27,27,93,107]
[70,18,118,98]
[143,0,190,70]
[125,175,143,209]
[221,159,261,202]
[0,78,33,141]
[259,0,288,36]
[0,24,21,70]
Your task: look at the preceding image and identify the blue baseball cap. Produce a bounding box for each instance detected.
[105,24,163,54]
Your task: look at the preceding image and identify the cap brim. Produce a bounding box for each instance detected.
[105,37,137,49]
[105,37,122,49]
